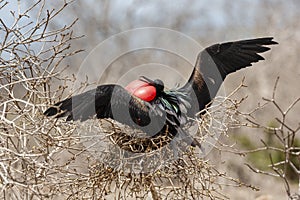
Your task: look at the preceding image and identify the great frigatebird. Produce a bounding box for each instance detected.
[44,37,277,150]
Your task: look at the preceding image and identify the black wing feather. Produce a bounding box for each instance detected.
[44,84,198,146]
[44,84,161,127]
[205,37,277,79]
[183,37,277,116]
[44,84,199,147]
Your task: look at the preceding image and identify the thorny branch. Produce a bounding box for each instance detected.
[0,1,280,199]
[240,77,300,199]
[0,1,83,199]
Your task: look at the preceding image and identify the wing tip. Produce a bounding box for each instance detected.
[43,107,58,116]
[247,36,278,45]
[261,37,278,46]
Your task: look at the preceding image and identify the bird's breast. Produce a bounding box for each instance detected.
[125,79,156,102]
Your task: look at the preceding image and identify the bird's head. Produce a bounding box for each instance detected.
[139,76,164,94]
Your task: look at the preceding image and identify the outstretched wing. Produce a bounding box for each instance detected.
[44,84,165,128]
[183,37,277,116]
[44,84,200,146]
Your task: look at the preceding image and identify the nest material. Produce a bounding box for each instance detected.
[105,121,179,153]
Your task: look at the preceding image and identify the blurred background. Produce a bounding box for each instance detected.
[2,0,300,199]
[66,1,300,199]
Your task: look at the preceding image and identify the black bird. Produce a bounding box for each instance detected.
[44,37,277,150]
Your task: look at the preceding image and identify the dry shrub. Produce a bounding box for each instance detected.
[0,1,261,199]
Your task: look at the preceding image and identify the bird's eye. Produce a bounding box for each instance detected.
[154,79,164,87]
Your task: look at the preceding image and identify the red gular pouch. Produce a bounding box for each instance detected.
[125,79,157,102]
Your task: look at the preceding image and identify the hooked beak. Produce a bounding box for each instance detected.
[139,76,155,85]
